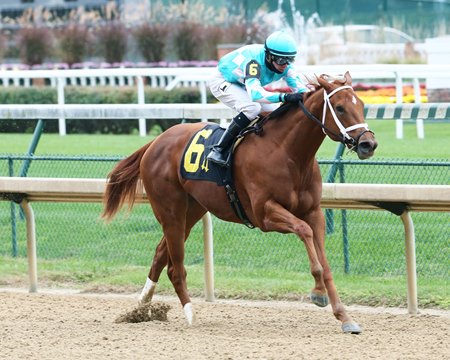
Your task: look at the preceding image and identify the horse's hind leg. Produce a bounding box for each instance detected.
[139,199,206,324]
[138,235,167,304]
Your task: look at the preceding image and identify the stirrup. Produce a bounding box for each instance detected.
[207,148,228,166]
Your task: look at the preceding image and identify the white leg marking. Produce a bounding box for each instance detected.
[183,302,195,325]
[138,277,156,304]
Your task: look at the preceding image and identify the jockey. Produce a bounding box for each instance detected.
[207,29,308,167]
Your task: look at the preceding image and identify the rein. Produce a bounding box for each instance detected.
[299,86,372,149]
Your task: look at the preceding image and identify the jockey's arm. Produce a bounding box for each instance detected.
[245,77,285,103]
[245,76,308,104]
[244,61,308,104]
[284,67,309,93]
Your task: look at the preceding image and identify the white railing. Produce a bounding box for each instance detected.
[1,64,449,137]
[0,102,448,142]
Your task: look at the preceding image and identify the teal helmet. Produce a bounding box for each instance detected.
[264,30,297,57]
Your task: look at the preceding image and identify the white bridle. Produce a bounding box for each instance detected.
[322,85,369,142]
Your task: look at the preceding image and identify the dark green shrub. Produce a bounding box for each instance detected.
[57,25,90,67]
[0,32,7,61]
[172,21,204,61]
[221,23,269,44]
[0,87,57,104]
[202,25,223,60]
[95,22,128,63]
[133,23,169,62]
[16,27,54,65]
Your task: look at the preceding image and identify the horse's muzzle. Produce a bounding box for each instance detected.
[356,135,378,160]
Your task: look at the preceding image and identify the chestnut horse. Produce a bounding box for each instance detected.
[102,72,377,334]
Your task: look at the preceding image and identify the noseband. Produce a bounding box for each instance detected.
[299,85,373,150]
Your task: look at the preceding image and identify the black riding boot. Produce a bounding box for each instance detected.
[207,112,251,167]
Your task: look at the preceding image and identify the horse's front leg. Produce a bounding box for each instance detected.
[305,208,362,334]
[262,201,327,303]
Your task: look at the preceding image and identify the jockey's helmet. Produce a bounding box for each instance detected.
[264,30,297,59]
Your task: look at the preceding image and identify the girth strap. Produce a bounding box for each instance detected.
[223,183,255,229]
[219,137,255,229]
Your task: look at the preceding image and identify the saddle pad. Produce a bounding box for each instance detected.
[180,124,228,185]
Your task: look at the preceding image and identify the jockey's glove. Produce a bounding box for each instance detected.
[282,92,304,104]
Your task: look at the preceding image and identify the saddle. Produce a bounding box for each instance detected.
[179,104,291,228]
[180,122,263,228]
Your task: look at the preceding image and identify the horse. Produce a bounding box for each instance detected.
[102,71,378,334]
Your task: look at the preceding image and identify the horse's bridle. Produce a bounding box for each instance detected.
[299,85,373,150]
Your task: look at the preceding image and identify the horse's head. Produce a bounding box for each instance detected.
[306,72,378,160]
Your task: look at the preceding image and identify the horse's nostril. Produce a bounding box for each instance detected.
[358,141,372,152]
[358,140,377,154]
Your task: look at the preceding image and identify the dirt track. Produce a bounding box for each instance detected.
[1,288,449,360]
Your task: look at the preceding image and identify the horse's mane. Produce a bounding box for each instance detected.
[266,73,348,121]
[264,74,345,119]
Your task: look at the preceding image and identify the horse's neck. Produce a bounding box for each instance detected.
[269,106,326,165]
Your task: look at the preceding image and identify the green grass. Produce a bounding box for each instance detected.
[1,256,447,309]
[0,120,449,309]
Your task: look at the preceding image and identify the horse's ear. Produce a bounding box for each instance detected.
[304,73,319,89]
[344,71,353,85]
[317,74,333,92]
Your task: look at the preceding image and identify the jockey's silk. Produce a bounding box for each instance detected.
[217,44,307,104]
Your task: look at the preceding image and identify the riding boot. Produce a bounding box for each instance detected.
[207,112,251,167]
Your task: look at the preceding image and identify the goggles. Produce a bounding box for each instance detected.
[272,55,295,65]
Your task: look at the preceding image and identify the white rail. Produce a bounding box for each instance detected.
[1,176,449,314]
[0,103,448,121]
[1,64,450,136]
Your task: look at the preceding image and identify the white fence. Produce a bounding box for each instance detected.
[1,64,450,136]
[0,102,449,142]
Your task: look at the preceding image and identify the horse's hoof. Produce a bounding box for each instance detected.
[183,302,195,326]
[310,292,329,307]
[342,322,362,334]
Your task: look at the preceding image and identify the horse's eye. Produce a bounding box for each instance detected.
[336,105,344,114]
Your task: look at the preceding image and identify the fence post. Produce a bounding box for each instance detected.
[395,72,404,139]
[20,199,38,293]
[19,120,45,177]
[137,76,147,137]
[18,120,45,221]
[8,158,17,257]
[413,77,425,139]
[400,210,418,315]
[200,81,207,123]
[339,162,350,273]
[57,77,67,136]
[202,212,215,302]
[325,143,345,234]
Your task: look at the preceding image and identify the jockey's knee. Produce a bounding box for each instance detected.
[239,103,261,120]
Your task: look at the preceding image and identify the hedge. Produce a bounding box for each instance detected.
[0,87,216,134]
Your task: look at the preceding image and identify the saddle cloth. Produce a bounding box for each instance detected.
[180,124,230,185]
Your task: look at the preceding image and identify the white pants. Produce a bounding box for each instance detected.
[208,71,279,120]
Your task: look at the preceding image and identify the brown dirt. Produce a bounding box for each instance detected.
[1,288,449,360]
[114,301,171,323]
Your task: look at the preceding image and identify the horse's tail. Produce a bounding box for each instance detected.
[102,141,152,221]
